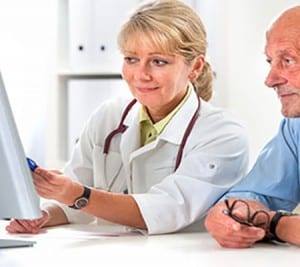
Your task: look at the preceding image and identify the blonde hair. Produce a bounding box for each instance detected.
[117,0,213,101]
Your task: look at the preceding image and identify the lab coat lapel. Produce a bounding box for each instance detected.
[159,90,199,145]
[119,101,141,164]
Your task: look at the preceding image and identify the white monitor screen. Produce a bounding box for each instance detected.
[0,73,41,247]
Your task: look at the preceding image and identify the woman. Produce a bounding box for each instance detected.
[6,0,249,235]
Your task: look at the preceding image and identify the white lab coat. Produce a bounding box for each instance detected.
[60,89,249,234]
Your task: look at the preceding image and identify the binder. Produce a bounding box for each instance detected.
[68,0,139,71]
[92,0,139,72]
[68,0,94,69]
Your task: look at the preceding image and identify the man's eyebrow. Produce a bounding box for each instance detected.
[276,49,297,56]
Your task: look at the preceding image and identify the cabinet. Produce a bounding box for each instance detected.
[47,0,197,168]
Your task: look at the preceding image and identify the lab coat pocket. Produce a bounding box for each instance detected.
[92,145,125,191]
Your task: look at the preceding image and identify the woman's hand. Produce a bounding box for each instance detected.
[5,210,50,234]
[33,167,82,206]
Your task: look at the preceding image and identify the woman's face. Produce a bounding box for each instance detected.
[121,41,198,122]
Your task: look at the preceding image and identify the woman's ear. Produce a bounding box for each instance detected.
[188,55,205,82]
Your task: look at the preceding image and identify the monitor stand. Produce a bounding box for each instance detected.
[0,238,36,249]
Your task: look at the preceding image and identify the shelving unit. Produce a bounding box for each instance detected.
[46,0,129,168]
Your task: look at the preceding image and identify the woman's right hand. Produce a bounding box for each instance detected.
[5,210,50,234]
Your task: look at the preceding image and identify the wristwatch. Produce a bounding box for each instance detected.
[269,210,298,242]
[68,186,91,209]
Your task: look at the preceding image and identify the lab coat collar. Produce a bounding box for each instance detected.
[159,89,200,145]
[120,101,141,163]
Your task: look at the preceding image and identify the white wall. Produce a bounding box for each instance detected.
[0,0,57,165]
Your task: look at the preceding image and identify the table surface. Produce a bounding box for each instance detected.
[0,220,299,267]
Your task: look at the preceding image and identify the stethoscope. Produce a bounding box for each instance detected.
[102,96,201,174]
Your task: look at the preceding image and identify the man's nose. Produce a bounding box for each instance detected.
[264,67,287,88]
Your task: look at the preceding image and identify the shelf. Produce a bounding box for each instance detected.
[57,69,122,79]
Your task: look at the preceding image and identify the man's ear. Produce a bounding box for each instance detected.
[188,55,205,82]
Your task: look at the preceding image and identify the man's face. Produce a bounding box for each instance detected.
[264,12,300,117]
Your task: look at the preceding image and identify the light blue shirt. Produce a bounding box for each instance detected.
[222,118,300,211]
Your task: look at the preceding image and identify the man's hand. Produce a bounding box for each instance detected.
[205,198,267,248]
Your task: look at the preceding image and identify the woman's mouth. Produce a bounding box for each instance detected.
[137,87,159,93]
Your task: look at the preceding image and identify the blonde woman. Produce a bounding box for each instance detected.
[7,0,249,235]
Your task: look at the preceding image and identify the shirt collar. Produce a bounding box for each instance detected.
[139,83,193,134]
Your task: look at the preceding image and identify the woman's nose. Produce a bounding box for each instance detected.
[135,64,151,81]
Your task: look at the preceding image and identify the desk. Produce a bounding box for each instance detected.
[0,220,299,267]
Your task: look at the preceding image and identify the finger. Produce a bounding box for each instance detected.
[33,175,60,197]
[209,229,254,248]
[224,230,264,244]
[219,208,266,239]
[217,238,255,248]
[49,170,63,175]
[34,210,50,227]
[212,221,265,245]
[6,220,38,234]
[212,230,264,248]
[230,223,266,240]
[17,220,41,234]
[34,168,57,185]
[5,220,26,233]
[34,186,55,199]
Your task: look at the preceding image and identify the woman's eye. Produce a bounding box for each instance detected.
[124,57,138,64]
[153,59,168,66]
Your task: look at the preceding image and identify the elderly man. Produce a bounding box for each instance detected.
[205,6,300,248]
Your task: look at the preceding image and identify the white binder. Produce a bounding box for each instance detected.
[68,0,139,71]
[92,0,139,72]
[68,0,94,69]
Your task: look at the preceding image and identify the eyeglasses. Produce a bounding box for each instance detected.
[223,199,270,229]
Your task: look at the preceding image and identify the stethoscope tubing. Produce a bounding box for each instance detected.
[103,99,137,154]
[174,97,201,170]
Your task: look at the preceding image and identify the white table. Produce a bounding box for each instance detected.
[0,220,299,267]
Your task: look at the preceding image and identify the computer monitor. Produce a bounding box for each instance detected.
[0,72,41,248]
